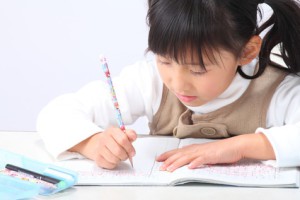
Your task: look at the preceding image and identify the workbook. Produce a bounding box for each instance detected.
[57,136,300,188]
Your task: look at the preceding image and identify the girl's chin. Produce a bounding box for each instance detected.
[180,100,206,107]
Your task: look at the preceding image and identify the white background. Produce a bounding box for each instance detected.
[0,0,149,131]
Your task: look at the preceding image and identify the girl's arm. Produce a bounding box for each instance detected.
[157,74,300,171]
[37,60,162,161]
[256,74,300,167]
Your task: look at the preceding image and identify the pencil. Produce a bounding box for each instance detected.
[100,55,134,168]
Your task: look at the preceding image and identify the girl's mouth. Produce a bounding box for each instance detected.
[175,93,198,103]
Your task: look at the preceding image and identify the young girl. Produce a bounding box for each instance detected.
[37,0,300,172]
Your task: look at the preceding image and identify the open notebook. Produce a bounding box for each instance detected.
[56,136,300,187]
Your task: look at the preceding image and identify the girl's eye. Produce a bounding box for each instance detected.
[190,70,207,76]
[158,60,171,65]
[189,64,208,76]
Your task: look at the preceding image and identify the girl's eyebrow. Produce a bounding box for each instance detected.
[183,62,200,65]
[157,56,170,60]
[181,62,200,66]
[157,56,172,60]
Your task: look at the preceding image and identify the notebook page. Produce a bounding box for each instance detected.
[56,136,180,185]
[171,138,299,187]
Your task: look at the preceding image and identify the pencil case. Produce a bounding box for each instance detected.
[0,148,78,199]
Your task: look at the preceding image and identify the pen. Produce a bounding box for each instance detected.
[100,55,134,168]
[1,168,58,190]
[5,164,61,184]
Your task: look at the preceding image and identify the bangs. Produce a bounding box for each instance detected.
[147,0,242,68]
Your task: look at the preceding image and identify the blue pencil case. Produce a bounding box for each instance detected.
[0,148,78,199]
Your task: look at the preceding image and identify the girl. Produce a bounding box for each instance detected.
[37,0,300,172]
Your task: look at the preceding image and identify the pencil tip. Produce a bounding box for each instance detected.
[129,158,134,168]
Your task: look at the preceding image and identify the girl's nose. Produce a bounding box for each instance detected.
[170,68,190,92]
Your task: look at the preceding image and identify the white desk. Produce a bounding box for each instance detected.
[1,131,300,200]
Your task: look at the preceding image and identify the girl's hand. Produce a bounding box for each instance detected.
[69,127,137,169]
[156,133,275,172]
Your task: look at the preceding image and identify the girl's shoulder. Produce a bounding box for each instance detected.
[279,73,300,90]
[272,72,300,104]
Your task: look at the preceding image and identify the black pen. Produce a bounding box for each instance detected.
[5,164,61,184]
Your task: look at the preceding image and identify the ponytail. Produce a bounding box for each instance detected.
[258,0,300,75]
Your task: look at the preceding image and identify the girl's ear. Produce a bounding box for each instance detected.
[239,35,262,66]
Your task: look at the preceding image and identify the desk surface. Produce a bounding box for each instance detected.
[1,131,299,200]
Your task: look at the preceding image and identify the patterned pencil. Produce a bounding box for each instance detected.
[100,55,134,168]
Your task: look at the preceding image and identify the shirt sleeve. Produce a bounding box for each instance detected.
[256,74,300,167]
[36,60,163,160]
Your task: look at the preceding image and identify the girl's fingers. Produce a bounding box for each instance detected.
[159,152,193,172]
[156,149,178,162]
[112,130,136,157]
[188,157,206,169]
[164,156,194,172]
[101,145,121,165]
[159,153,181,170]
[125,129,137,142]
[105,136,128,161]
[96,154,117,170]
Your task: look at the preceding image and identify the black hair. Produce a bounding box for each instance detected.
[147,0,300,79]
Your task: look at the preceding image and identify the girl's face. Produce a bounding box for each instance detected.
[156,50,240,107]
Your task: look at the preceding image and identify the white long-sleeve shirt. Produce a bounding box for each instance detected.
[36,59,300,167]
